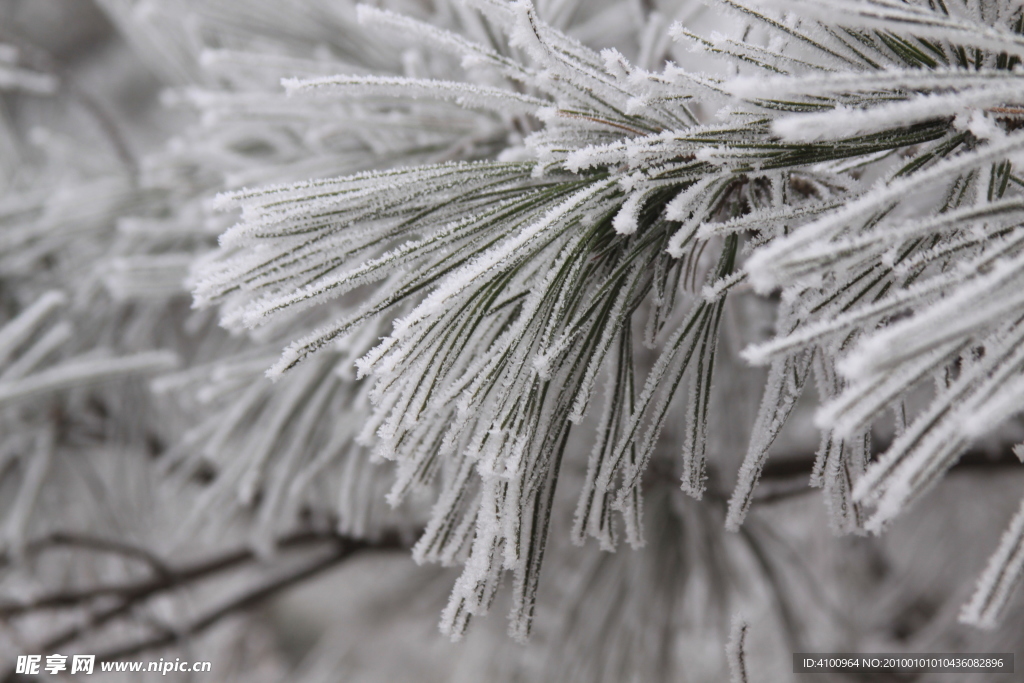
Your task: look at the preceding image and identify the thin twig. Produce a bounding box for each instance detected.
[0,531,407,683]
[0,531,173,578]
[0,530,339,617]
[759,444,1022,482]
[93,534,405,662]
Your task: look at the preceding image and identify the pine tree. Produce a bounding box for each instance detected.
[1,0,1023,680]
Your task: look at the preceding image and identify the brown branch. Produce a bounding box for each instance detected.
[0,530,408,683]
[698,441,1021,508]
[704,444,1024,508]
[94,533,404,663]
[0,531,360,661]
[758,445,1021,486]
[0,531,173,578]
[0,529,345,618]
[750,475,815,505]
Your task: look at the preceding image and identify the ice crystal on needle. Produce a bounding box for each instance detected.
[194,0,1024,637]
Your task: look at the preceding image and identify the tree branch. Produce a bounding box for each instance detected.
[0,529,352,617]
[0,529,408,682]
[93,535,397,663]
[752,444,1022,504]
[0,531,172,577]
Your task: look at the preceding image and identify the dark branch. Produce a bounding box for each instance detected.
[0,530,408,683]
[0,531,172,577]
[0,529,350,617]
[93,532,406,662]
[751,444,1022,504]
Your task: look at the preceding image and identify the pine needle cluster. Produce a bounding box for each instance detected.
[2,0,1024,669]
